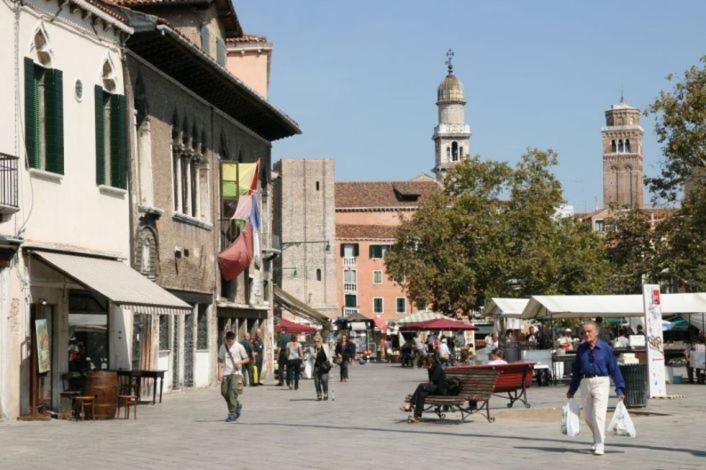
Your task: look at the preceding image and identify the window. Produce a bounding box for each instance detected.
[625,139,631,152]
[316,181,320,191]
[94,86,127,188]
[171,119,208,219]
[446,146,450,159]
[344,269,357,283]
[369,245,390,259]
[196,306,208,350]
[611,140,616,152]
[345,294,357,308]
[396,297,406,313]
[341,243,359,258]
[159,315,170,350]
[459,146,464,158]
[372,270,382,284]
[24,58,64,174]
[451,141,459,161]
[200,26,210,56]
[316,269,322,281]
[618,140,624,153]
[595,219,605,232]
[373,297,383,314]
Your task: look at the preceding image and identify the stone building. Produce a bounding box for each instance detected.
[602,99,644,209]
[272,159,337,322]
[335,181,441,323]
[120,0,299,391]
[433,52,471,181]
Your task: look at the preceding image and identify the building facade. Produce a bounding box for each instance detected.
[602,99,644,209]
[272,159,337,321]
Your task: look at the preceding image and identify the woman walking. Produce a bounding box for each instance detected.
[286,335,304,390]
[310,334,333,400]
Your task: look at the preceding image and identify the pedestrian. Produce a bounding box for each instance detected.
[438,338,451,367]
[310,334,333,401]
[335,334,355,382]
[240,332,254,386]
[277,327,290,386]
[252,329,264,385]
[217,331,249,422]
[486,348,507,365]
[566,321,625,456]
[286,334,304,390]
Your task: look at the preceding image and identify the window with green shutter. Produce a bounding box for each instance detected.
[95,87,127,189]
[24,58,63,174]
[396,297,406,313]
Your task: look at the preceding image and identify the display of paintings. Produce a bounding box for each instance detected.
[35,319,51,374]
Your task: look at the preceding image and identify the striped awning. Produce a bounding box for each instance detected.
[391,311,446,325]
[35,251,191,314]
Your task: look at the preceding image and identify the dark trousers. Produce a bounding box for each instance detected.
[411,383,438,417]
[241,363,251,386]
[340,360,349,381]
[255,358,263,384]
[278,350,287,385]
[287,359,301,388]
[314,368,329,397]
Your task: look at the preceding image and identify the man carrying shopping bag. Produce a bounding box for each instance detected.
[566,321,625,455]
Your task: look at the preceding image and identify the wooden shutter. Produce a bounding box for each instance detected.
[24,58,38,168]
[110,94,127,189]
[45,69,64,174]
[353,243,359,257]
[95,86,105,185]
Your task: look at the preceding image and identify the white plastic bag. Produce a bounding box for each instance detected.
[608,401,637,438]
[561,399,581,437]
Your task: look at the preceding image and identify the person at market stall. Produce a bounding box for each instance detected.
[685,336,706,384]
[566,321,625,456]
[400,355,449,423]
[487,348,508,365]
[309,334,333,400]
[484,332,499,351]
[557,329,574,351]
[612,329,629,349]
[217,331,249,422]
[286,334,304,390]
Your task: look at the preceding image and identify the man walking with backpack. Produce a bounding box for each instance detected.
[217,331,250,422]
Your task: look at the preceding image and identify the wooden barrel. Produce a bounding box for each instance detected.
[84,371,118,419]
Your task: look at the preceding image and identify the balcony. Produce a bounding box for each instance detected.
[343,257,356,267]
[343,282,357,294]
[343,307,359,316]
[0,153,19,214]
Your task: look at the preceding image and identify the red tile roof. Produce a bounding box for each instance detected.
[335,180,441,209]
[226,32,269,44]
[336,225,399,240]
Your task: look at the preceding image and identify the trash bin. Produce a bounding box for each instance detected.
[619,364,649,408]
[503,342,521,362]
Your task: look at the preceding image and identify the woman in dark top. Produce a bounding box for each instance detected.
[310,334,333,400]
[401,355,448,423]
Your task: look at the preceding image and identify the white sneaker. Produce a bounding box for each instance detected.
[593,444,604,455]
[591,443,597,451]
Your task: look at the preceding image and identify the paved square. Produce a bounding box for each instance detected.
[1,363,705,469]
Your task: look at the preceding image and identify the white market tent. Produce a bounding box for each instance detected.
[391,310,446,325]
[520,293,706,320]
[486,298,531,331]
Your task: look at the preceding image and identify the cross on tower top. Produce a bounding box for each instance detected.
[446,49,454,74]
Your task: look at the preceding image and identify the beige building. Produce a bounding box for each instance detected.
[602,99,644,209]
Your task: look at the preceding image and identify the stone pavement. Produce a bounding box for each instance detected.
[1,363,705,470]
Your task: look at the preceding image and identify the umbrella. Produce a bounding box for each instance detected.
[372,316,388,332]
[399,318,477,331]
[275,318,316,335]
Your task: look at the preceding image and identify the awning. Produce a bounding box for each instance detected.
[273,286,330,325]
[390,310,445,325]
[399,318,477,332]
[275,318,317,335]
[35,251,191,314]
[485,298,530,317]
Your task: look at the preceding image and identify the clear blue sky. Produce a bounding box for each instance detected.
[237,0,706,211]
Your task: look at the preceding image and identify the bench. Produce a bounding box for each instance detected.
[447,362,536,409]
[424,369,499,423]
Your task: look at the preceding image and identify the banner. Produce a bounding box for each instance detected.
[221,161,259,199]
[35,319,51,374]
[642,284,666,397]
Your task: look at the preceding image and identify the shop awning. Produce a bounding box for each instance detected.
[35,251,191,314]
[273,286,330,325]
[275,318,317,335]
[485,298,530,318]
[399,318,477,332]
[390,310,446,325]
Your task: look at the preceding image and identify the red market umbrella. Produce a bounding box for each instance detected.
[372,316,388,332]
[399,318,477,331]
[275,318,317,335]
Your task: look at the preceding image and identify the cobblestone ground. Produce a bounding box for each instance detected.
[1,363,705,469]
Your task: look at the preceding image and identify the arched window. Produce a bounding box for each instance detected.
[451,141,459,161]
[618,140,624,153]
[315,181,320,191]
[625,139,631,152]
[33,27,52,66]
[316,269,322,281]
[611,140,616,153]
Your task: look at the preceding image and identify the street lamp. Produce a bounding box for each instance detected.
[281,240,331,252]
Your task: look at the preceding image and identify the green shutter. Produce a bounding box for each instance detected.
[110,94,127,189]
[45,69,64,174]
[24,58,38,168]
[95,86,105,185]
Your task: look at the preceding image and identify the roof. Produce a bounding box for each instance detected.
[520,293,706,320]
[226,32,269,44]
[274,286,331,324]
[35,251,191,313]
[335,180,441,209]
[485,298,530,318]
[124,15,300,140]
[110,0,242,37]
[437,72,465,103]
[336,224,398,240]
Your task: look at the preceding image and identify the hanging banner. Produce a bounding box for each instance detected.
[642,284,666,397]
[35,319,51,374]
[221,161,259,199]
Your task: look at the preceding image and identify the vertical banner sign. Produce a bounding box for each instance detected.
[642,284,666,397]
[35,319,51,374]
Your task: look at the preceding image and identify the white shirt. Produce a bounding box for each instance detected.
[218,342,248,376]
[439,343,451,358]
[487,359,508,365]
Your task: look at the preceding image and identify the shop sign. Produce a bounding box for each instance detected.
[643,284,666,397]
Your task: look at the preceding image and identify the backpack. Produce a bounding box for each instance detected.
[445,376,463,396]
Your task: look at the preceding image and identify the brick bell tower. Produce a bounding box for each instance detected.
[602,98,644,209]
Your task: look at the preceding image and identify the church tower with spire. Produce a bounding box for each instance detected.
[433,50,471,181]
[602,97,644,208]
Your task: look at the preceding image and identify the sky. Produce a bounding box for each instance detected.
[236,0,706,211]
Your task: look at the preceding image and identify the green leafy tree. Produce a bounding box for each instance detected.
[385,149,608,313]
[604,208,655,294]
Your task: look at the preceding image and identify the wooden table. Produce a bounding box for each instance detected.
[117,370,166,404]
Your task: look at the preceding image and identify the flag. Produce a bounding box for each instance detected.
[218,223,253,281]
[232,194,253,221]
[221,159,260,199]
[251,193,261,269]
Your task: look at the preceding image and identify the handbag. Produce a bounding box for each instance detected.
[225,344,245,394]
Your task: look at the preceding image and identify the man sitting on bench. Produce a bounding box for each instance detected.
[401,355,450,423]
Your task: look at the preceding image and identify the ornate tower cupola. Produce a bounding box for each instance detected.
[602,96,644,209]
[433,49,471,181]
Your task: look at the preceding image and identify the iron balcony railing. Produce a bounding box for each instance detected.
[343,307,359,316]
[0,153,19,213]
[343,257,356,267]
[343,282,357,294]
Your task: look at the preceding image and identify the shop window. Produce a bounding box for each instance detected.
[68,293,108,372]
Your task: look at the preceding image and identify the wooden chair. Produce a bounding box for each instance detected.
[74,396,95,421]
[117,395,138,420]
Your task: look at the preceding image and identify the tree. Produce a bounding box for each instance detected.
[385,149,609,313]
[603,208,655,294]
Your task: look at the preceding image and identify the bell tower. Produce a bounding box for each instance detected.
[602,98,644,209]
[433,49,471,181]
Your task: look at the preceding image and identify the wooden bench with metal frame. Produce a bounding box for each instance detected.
[447,362,536,409]
[424,369,499,423]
